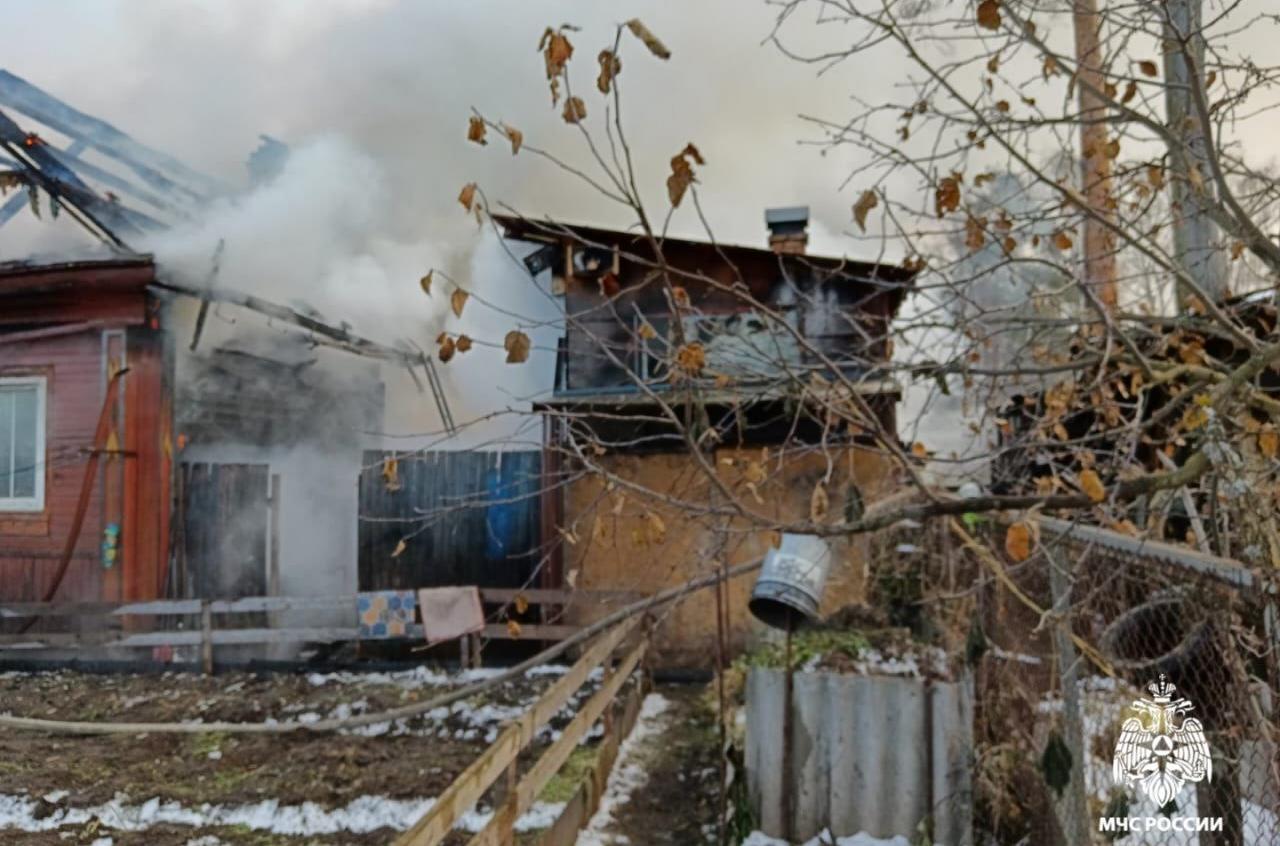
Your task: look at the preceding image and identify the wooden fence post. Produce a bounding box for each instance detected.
[200,599,213,675]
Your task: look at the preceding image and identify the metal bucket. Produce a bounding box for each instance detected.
[748,533,833,630]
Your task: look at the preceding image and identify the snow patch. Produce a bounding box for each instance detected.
[742,831,915,846]
[303,663,572,689]
[0,792,565,837]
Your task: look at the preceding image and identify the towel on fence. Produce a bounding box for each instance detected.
[357,590,416,639]
[417,586,484,644]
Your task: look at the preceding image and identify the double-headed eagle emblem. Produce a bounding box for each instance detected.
[1112,674,1212,807]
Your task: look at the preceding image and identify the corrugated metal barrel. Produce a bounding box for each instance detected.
[748,533,832,629]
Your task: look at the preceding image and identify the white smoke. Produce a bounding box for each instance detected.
[143,137,458,345]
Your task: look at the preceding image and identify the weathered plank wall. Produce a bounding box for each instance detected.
[562,444,894,667]
[178,462,269,600]
[358,450,543,590]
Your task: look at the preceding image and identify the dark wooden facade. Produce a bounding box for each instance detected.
[0,258,172,603]
[495,216,913,399]
[358,450,543,591]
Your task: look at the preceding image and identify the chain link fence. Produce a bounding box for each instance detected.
[877,515,1280,846]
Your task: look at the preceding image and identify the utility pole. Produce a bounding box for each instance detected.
[1072,0,1120,313]
[1162,0,1227,305]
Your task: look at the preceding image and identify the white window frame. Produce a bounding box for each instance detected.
[0,376,47,513]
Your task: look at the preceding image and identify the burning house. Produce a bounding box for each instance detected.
[0,68,920,670]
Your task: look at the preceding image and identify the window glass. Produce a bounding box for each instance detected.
[11,386,38,498]
[0,389,12,498]
[0,381,42,506]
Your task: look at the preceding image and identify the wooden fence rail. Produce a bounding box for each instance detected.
[0,590,643,670]
[392,616,647,846]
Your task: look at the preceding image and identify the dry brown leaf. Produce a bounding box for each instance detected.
[810,482,830,523]
[451,288,469,318]
[562,96,587,124]
[458,182,477,212]
[1103,138,1121,159]
[541,28,574,77]
[1109,519,1139,537]
[514,593,529,615]
[674,342,706,377]
[744,460,767,486]
[507,619,523,639]
[420,271,433,296]
[1053,230,1074,250]
[392,538,407,558]
[1005,521,1035,562]
[637,322,657,341]
[505,330,532,364]
[382,456,401,492]
[667,144,704,207]
[504,125,523,155]
[1177,338,1205,365]
[438,334,457,363]
[1230,241,1246,261]
[455,334,473,353]
[1187,165,1205,191]
[1079,468,1106,503]
[1138,60,1159,77]
[1147,165,1165,190]
[597,49,622,94]
[467,117,488,146]
[987,56,999,74]
[976,0,1001,31]
[625,19,671,59]
[853,190,878,232]
[670,286,691,308]
[936,176,961,217]
[1042,56,1058,79]
[911,441,929,458]
[995,100,1011,113]
[1121,80,1137,104]
[965,216,986,252]
[1259,426,1279,459]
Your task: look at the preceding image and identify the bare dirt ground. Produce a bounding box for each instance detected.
[0,665,592,846]
[576,685,723,846]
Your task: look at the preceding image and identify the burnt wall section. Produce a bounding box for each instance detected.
[559,243,898,395]
[177,462,269,600]
[176,343,384,448]
[358,450,543,591]
[174,340,384,640]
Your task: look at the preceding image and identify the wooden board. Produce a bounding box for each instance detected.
[391,617,640,846]
[464,639,647,846]
[535,677,648,846]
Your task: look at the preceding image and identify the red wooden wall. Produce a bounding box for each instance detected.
[0,260,171,604]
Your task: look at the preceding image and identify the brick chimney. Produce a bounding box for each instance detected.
[765,206,809,255]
